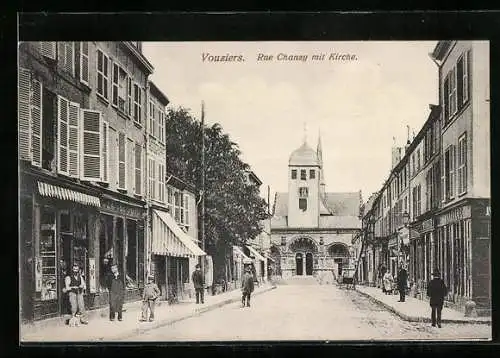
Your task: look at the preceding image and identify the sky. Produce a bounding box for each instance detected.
[143,41,439,203]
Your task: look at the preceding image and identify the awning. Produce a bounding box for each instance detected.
[264,253,275,262]
[246,245,266,262]
[37,181,100,207]
[233,246,250,261]
[152,209,206,258]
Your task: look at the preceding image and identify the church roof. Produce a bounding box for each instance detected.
[271,191,361,229]
[289,142,319,166]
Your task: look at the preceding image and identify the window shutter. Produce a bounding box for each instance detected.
[40,42,56,59]
[68,101,80,177]
[80,42,90,85]
[81,109,102,181]
[101,121,109,183]
[127,77,132,117]
[65,42,74,76]
[112,62,119,107]
[135,143,142,196]
[31,79,43,167]
[117,132,126,190]
[18,68,32,162]
[57,96,69,175]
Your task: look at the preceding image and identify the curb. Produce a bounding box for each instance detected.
[101,285,277,341]
[355,288,491,325]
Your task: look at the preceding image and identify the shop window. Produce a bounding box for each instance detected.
[126,219,138,289]
[72,213,89,291]
[99,215,114,290]
[38,209,57,301]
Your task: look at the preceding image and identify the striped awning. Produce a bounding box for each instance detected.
[37,181,100,207]
[246,245,266,262]
[233,246,251,263]
[152,209,206,258]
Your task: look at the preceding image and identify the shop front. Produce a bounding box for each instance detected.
[436,199,491,313]
[20,176,101,322]
[150,209,206,302]
[95,193,146,307]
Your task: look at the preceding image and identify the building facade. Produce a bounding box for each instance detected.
[270,136,362,279]
[19,41,153,321]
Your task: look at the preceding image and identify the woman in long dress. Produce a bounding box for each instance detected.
[383,271,394,295]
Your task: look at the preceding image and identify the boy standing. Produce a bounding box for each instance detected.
[140,275,161,322]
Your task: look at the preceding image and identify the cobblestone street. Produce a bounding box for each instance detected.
[127,283,491,341]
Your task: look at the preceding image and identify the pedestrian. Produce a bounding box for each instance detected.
[192,264,204,304]
[427,269,448,328]
[397,264,408,302]
[379,265,387,292]
[383,270,394,295]
[241,266,255,308]
[140,275,160,322]
[106,264,125,321]
[63,263,88,325]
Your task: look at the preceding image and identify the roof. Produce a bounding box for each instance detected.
[363,192,379,214]
[319,216,361,229]
[289,142,319,166]
[430,41,453,62]
[149,81,170,106]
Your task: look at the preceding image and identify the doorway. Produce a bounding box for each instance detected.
[305,252,313,276]
[295,253,303,276]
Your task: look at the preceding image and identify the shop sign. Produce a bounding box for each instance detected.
[101,198,145,218]
[421,218,434,233]
[88,258,96,293]
[438,205,471,226]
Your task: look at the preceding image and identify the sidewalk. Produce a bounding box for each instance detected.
[21,283,277,342]
[355,285,491,325]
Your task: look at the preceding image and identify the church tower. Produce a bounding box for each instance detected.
[317,130,326,197]
[287,134,321,228]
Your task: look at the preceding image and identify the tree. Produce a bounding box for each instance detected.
[165,106,269,281]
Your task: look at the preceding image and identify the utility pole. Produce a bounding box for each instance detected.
[200,101,206,286]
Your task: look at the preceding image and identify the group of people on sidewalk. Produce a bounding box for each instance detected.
[378,263,448,327]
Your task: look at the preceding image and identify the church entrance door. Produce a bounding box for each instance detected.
[295,253,303,276]
[305,252,313,275]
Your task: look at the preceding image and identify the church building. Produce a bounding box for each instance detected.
[270,135,362,279]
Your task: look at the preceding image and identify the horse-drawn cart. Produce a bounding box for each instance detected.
[338,266,356,290]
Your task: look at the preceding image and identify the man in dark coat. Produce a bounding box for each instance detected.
[192,264,204,304]
[241,266,255,308]
[397,264,408,302]
[106,264,125,321]
[427,269,448,328]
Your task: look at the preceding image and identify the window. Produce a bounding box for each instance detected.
[300,169,306,180]
[309,169,315,179]
[457,51,470,107]
[58,42,74,76]
[426,171,432,212]
[183,194,189,227]
[159,110,165,143]
[97,49,110,100]
[416,149,421,171]
[457,133,467,195]
[38,208,57,301]
[134,83,143,124]
[174,191,181,222]
[411,154,416,176]
[299,198,307,211]
[149,101,154,136]
[112,64,129,113]
[79,42,90,85]
[167,186,174,214]
[134,143,142,196]
[41,88,55,171]
[444,68,458,124]
[179,193,185,225]
[153,105,159,139]
[117,132,127,190]
[101,121,109,183]
[445,145,456,200]
[441,155,446,203]
[291,169,297,179]
[299,187,308,198]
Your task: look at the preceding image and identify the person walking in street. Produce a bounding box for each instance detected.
[140,275,161,322]
[106,264,125,321]
[63,263,88,325]
[379,265,387,292]
[383,270,394,295]
[397,264,408,302]
[427,269,448,328]
[192,264,205,304]
[241,266,255,308]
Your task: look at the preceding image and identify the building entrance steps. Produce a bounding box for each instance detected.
[355,285,491,325]
[21,283,277,342]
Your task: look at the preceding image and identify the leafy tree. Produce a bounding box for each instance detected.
[165,106,269,282]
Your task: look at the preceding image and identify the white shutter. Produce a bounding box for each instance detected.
[127,77,132,117]
[68,101,80,177]
[117,132,126,190]
[112,62,119,107]
[135,143,142,196]
[18,68,32,161]
[57,95,69,175]
[65,42,75,76]
[81,109,102,181]
[101,121,109,183]
[40,42,56,59]
[80,42,90,85]
[31,79,43,167]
